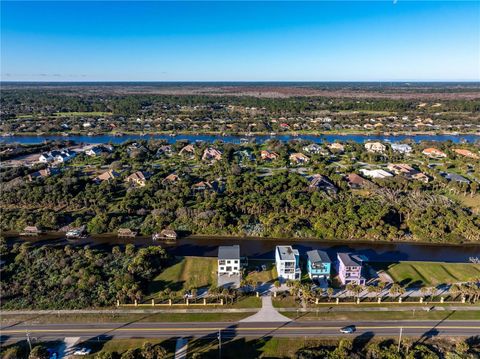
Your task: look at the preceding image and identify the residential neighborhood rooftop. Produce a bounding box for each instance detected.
[218,245,240,260]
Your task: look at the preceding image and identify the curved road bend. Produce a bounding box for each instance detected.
[1,321,479,341]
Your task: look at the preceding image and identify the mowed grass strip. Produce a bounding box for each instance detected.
[147,256,217,298]
[245,259,278,283]
[374,261,480,287]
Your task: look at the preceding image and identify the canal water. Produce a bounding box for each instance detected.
[10,234,480,263]
[2,133,480,145]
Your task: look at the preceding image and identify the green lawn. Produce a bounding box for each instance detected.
[272,295,298,308]
[285,309,480,321]
[81,339,176,358]
[0,312,252,325]
[245,259,278,283]
[188,337,312,359]
[372,261,480,287]
[147,256,217,297]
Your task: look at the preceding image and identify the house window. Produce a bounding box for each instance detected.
[220,266,225,271]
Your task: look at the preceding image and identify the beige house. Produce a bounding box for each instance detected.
[365,142,386,153]
[126,171,148,187]
[202,147,223,161]
[289,153,310,164]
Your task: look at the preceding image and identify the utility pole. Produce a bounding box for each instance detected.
[26,331,32,352]
[218,329,222,359]
[397,327,403,353]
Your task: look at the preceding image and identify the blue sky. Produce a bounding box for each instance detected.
[1,1,479,81]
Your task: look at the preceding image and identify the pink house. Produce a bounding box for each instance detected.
[337,253,366,285]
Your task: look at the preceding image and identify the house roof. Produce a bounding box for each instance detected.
[444,173,470,184]
[218,245,240,260]
[347,173,368,186]
[276,245,298,261]
[338,253,365,267]
[306,250,331,264]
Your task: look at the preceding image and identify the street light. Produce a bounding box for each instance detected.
[218,329,222,359]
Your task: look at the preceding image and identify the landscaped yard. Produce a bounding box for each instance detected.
[147,256,217,296]
[372,261,480,287]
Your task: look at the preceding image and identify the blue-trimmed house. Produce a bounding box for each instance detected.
[306,250,331,281]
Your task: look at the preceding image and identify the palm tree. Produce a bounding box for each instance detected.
[420,286,429,300]
[389,283,401,297]
[326,287,334,302]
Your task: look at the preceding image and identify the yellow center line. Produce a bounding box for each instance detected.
[2,326,479,334]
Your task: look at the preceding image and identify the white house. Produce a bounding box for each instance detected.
[217,245,241,275]
[275,245,301,281]
[359,169,393,179]
[391,143,412,154]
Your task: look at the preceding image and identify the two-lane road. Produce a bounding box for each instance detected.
[2,320,479,341]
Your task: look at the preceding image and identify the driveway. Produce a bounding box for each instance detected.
[240,295,291,323]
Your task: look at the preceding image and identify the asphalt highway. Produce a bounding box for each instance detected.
[1,320,479,341]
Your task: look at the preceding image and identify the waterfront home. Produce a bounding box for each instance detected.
[453,148,479,159]
[202,147,223,161]
[95,169,120,183]
[346,173,375,189]
[391,143,412,154]
[153,229,178,241]
[442,172,471,184]
[306,250,331,282]
[20,226,43,236]
[86,146,104,157]
[260,150,279,161]
[39,149,76,163]
[365,142,386,153]
[359,169,393,179]
[86,145,111,157]
[126,171,149,187]
[156,145,173,157]
[275,245,301,281]
[234,149,254,162]
[179,144,196,157]
[308,174,337,194]
[303,143,323,155]
[289,152,310,165]
[422,147,447,158]
[217,245,241,276]
[328,143,345,152]
[337,253,366,285]
[117,228,137,238]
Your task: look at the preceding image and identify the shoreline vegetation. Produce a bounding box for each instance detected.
[5,231,480,247]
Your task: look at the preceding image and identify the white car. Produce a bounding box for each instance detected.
[340,326,355,334]
[73,348,92,356]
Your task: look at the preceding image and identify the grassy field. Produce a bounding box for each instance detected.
[272,295,298,308]
[147,256,217,297]
[245,259,278,283]
[372,261,480,287]
[449,193,480,213]
[285,309,480,321]
[187,337,313,359]
[0,312,253,325]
